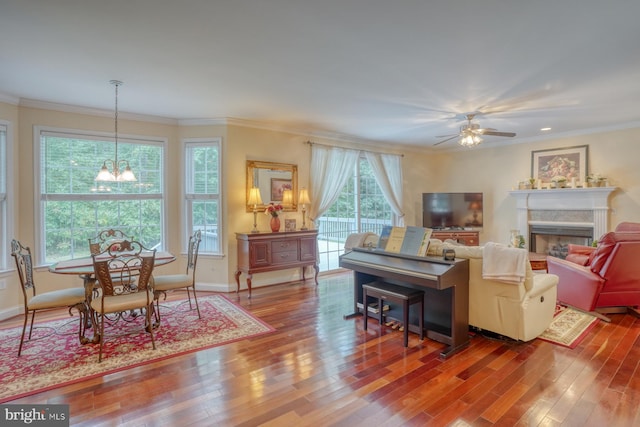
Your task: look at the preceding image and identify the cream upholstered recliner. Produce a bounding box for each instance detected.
[430,240,559,341]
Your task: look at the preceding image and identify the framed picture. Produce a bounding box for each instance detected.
[531,145,589,183]
[285,219,296,232]
[270,178,292,201]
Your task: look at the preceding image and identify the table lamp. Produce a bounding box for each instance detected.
[248,187,263,233]
[299,188,311,230]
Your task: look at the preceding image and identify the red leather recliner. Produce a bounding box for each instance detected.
[547,222,640,317]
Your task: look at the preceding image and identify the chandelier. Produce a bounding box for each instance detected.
[95,80,137,182]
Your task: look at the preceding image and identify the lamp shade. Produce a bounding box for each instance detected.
[282,189,293,207]
[299,188,311,205]
[248,187,263,206]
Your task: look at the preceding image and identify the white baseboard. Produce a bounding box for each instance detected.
[0,306,21,322]
[195,282,233,293]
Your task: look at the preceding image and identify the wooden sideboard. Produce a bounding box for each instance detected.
[431,230,479,246]
[235,230,319,298]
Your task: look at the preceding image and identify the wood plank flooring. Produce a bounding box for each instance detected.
[2,271,640,426]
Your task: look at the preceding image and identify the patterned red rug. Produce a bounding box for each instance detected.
[0,295,274,403]
[537,305,599,348]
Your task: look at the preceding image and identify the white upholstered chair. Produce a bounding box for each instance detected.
[432,241,558,341]
[11,239,86,356]
[91,240,157,362]
[153,230,202,322]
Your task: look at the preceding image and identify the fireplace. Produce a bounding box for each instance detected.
[509,186,616,257]
[529,225,593,259]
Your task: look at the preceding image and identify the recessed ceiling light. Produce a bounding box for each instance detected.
[540,127,551,131]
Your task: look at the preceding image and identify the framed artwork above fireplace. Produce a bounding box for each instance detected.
[531,145,589,183]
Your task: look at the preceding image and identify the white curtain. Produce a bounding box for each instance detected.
[364,151,405,226]
[308,144,360,223]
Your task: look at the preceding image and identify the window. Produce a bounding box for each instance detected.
[184,138,221,254]
[316,156,394,271]
[0,123,8,271]
[37,127,165,264]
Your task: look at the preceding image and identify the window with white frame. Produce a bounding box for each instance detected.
[38,128,164,264]
[316,156,394,271]
[0,123,7,270]
[184,138,221,254]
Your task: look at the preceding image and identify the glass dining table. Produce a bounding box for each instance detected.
[48,251,176,344]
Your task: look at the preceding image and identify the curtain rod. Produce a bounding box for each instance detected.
[305,140,404,157]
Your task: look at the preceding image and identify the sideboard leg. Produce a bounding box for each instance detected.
[313,263,319,285]
[234,270,242,293]
[246,275,253,299]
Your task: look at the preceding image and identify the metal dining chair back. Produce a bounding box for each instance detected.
[88,228,135,255]
[153,230,202,323]
[91,240,157,362]
[11,239,86,356]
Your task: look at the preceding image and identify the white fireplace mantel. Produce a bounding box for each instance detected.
[509,187,617,241]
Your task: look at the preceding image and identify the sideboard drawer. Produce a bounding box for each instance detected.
[271,250,298,264]
[272,240,298,253]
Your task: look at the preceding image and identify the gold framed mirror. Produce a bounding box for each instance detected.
[246,160,298,212]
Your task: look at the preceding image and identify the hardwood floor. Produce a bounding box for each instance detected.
[3,271,640,426]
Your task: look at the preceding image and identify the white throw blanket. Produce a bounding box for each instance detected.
[482,242,527,285]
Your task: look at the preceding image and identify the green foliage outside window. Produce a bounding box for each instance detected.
[40,132,163,263]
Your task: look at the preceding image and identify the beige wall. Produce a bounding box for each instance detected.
[402,128,640,246]
[1,100,640,319]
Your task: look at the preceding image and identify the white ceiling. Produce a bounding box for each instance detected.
[2,0,640,150]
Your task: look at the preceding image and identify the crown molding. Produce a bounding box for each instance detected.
[0,92,20,105]
[18,98,178,125]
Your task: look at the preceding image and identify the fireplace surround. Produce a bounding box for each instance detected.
[509,187,616,255]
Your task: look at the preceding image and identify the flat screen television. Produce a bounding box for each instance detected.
[422,192,483,229]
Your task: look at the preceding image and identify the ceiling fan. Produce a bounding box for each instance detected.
[434,113,516,147]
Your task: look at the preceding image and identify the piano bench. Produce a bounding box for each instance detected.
[362,281,424,347]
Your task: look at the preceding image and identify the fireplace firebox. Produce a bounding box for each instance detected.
[530,225,593,259]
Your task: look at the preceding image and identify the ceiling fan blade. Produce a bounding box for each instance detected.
[434,133,458,138]
[479,130,516,137]
[433,135,459,146]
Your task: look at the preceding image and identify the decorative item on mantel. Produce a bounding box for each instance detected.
[587,173,607,187]
[265,203,283,232]
[551,175,567,188]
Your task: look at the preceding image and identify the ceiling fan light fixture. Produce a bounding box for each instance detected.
[458,132,482,147]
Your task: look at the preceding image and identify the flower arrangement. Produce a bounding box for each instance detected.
[265,203,283,217]
[588,173,606,183]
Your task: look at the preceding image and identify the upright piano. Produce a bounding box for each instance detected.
[339,247,469,358]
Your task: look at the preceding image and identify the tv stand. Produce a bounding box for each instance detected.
[431,230,479,246]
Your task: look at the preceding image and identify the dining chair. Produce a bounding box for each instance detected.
[88,228,135,255]
[153,230,202,323]
[91,239,157,362]
[11,239,87,356]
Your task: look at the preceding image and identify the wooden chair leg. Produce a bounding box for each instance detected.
[403,300,409,347]
[363,288,368,331]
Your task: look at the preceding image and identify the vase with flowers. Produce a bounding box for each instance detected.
[587,173,607,187]
[265,203,284,232]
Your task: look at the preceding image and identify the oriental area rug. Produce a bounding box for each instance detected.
[537,305,599,349]
[0,295,275,403]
